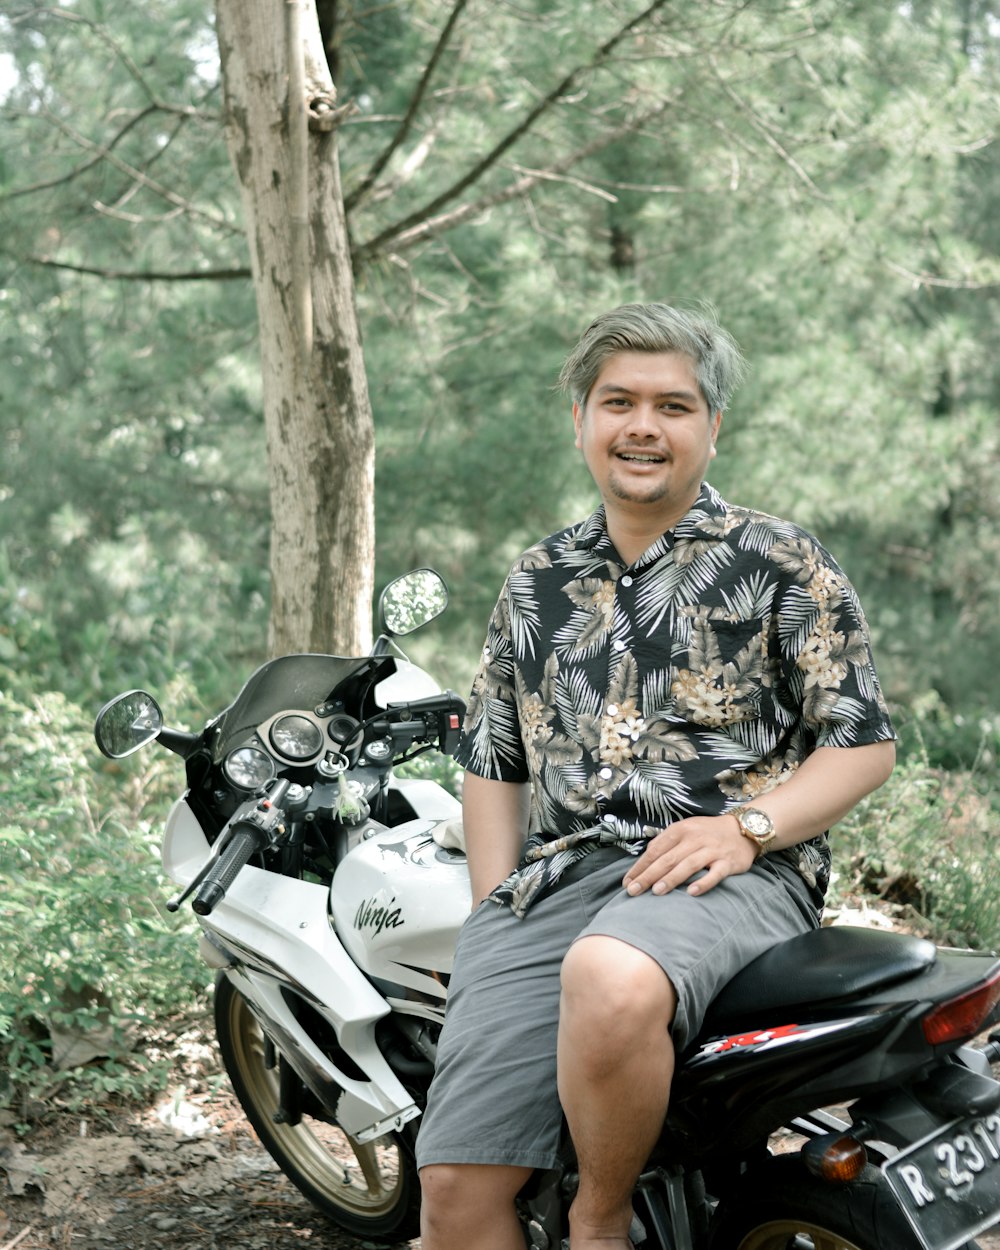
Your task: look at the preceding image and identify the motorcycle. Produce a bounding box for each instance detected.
[94,569,1000,1250]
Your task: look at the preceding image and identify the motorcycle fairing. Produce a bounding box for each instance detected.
[163,797,420,1141]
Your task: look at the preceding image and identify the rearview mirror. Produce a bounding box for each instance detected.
[94,691,163,759]
[379,569,448,637]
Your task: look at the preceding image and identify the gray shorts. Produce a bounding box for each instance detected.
[415,850,816,1172]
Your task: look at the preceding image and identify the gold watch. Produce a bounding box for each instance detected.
[734,807,776,857]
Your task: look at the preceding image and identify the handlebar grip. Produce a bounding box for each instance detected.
[191,826,261,916]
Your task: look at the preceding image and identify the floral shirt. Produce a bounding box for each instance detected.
[454,483,895,917]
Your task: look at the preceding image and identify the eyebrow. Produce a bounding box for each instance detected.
[593,383,702,404]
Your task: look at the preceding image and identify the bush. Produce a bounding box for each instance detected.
[0,685,211,1116]
[831,745,1000,951]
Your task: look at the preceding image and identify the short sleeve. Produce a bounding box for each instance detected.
[774,541,895,749]
[453,581,531,783]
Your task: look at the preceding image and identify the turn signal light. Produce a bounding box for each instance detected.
[802,1133,869,1183]
[922,968,1000,1046]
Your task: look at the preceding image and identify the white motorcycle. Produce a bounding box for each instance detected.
[96,570,469,1239]
[95,569,1000,1250]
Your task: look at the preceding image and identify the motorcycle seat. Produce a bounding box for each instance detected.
[703,926,937,1032]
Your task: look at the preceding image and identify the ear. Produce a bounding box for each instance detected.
[573,401,584,450]
[709,410,722,458]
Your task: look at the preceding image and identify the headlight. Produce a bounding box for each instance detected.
[270,714,324,761]
[223,746,276,791]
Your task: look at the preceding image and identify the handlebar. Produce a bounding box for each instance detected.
[369,691,466,756]
[192,826,263,916]
[189,779,291,916]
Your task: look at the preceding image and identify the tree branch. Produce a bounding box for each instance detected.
[37,106,242,235]
[0,105,160,204]
[343,0,472,214]
[707,56,828,199]
[24,256,250,281]
[354,0,675,261]
[363,94,678,259]
[18,6,207,110]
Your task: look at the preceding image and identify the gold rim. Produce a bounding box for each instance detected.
[223,988,405,1220]
[735,1220,867,1250]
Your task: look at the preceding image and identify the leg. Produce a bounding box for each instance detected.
[420,1161,533,1250]
[558,935,677,1250]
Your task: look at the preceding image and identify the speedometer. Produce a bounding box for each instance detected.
[270,714,324,761]
[223,746,276,791]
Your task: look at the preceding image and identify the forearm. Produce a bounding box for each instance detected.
[624,739,896,898]
[462,770,531,906]
[735,740,896,851]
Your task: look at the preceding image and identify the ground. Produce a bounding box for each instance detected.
[0,1082,415,1250]
[0,1020,416,1250]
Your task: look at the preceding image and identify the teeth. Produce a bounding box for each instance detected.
[620,453,662,462]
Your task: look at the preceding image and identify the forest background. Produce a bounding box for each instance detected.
[1,0,999,1115]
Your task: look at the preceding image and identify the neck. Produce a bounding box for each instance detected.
[604,494,697,567]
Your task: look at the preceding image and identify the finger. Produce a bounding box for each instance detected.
[622,827,686,881]
[627,850,704,896]
[686,863,729,896]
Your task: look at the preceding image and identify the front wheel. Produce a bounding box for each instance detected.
[707,1158,927,1250]
[214,974,421,1243]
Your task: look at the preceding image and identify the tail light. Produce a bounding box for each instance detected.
[921,967,1000,1046]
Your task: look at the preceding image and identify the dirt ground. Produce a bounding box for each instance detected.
[0,1086,416,1250]
[2,1021,1000,1250]
[0,1019,417,1250]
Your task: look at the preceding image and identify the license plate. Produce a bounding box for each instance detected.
[883,1111,1000,1250]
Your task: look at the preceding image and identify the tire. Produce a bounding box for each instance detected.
[707,1157,927,1250]
[214,974,421,1243]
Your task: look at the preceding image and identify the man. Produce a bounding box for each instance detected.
[416,303,896,1250]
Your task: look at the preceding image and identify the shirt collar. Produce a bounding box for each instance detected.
[571,482,730,567]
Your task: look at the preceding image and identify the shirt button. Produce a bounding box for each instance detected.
[607,703,619,716]
[620,575,633,587]
[613,640,627,652]
[599,767,614,781]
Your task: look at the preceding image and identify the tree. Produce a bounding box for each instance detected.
[2,0,999,723]
[215,0,374,655]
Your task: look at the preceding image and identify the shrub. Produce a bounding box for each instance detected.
[831,747,999,951]
[0,685,211,1115]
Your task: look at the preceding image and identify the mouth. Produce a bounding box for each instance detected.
[615,450,667,464]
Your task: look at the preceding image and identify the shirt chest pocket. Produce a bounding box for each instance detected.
[668,612,766,728]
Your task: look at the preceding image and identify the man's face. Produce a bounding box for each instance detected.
[573,350,721,522]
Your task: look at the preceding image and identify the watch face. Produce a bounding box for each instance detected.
[742,810,772,836]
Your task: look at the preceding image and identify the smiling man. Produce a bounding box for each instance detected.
[416,303,897,1250]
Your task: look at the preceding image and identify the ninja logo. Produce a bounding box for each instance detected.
[354,895,405,938]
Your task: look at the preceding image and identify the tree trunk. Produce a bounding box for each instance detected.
[215,0,374,656]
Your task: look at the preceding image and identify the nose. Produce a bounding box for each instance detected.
[624,401,660,438]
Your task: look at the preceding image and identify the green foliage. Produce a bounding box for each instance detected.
[0,686,210,1112]
[832,725,1000,951]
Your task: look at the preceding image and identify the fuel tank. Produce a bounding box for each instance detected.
[329,819,472,1007]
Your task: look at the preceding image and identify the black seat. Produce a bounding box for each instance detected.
[703,926,937,1032]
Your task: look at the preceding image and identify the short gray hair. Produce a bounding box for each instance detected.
[558,302,748,415]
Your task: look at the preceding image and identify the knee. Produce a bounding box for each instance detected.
[420,1161,459,1207]
[560,936,676,1045]
[419,1162,528,1238]
[420,1163,467,1239]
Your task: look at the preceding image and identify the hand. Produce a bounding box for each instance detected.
[622,814,757,898]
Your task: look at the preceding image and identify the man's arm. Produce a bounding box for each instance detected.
[623,739,896,898]
[462,771,531,907]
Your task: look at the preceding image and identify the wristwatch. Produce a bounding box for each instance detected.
[733,807,776,857]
